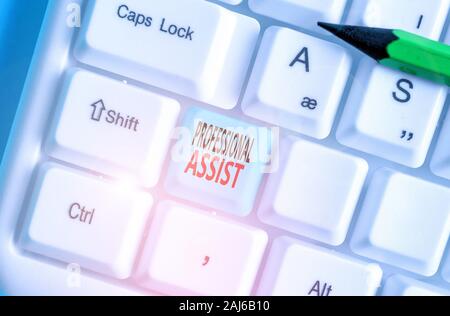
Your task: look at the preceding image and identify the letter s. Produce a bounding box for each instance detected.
[393,78,413,103]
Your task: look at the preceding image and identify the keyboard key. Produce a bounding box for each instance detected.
[445,27,450,44]
[20,164,153,279]
[242,27,351,139]
[164,107,274,216]
[443,252,450,283]
[248,0,347,33]
[337,59,447,168]
[382,275,450,296]
[75,0,259,109]
[351,169,450,276]
[259,138,367,245]
[137,201,268,295]
[45,70,179,188]
[258,237,382,296]
[431,112,450,180]
[346,0,450,40]
[217,0,243,4]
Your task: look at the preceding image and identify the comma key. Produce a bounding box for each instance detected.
[136,201,268,295]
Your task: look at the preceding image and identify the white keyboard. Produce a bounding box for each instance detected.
[0,0,449,296]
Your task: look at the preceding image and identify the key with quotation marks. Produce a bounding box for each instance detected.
[248,0,348,33]
[45,69,179,188]
[20,164,153,279]
[257,237,382,296]
[351,169,450,276]
[337,58,447,168]
[258,137,367,245]
[242,26,351,139]
[74,0,259,109]
[136,201,268,295]
[346,0,450,40]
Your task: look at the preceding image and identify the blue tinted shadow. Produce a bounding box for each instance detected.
[0,0,48,165]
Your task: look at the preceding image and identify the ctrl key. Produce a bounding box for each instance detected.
[20,164,153,279]
[257,237,382,296]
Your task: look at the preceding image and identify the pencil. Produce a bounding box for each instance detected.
[318,22,450,86]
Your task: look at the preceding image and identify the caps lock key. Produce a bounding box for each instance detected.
[74,0,260,109]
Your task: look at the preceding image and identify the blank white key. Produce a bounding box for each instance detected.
[258,237,382,296]
[46,69,179,188]
[347,0,450,40]
[337,59,447,168]
[21,164,153,279]
[248,0,347,33]
[351,169,450,276]
[259,138,367,245]
[137,201,268,295]
[75,0,259,109]
[431,112,450,180]
[382,275,450,296]
[242,26,351,139]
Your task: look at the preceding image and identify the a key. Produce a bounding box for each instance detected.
[164,107,274,217]
[445,27,450,44]
[351,169,450,276]
[242,27,351,139]
[45,70,179,188]
[382,275,450,296]
[443,252,450,283]
[136,201,268,295]
[20,164,153,279]
[74,0,259,109]
[248,0,347,33]
[431,112,450,181]
[257,237,382,296]
[346,0,450,40]
[217,0,243,4]
[259,137,367,245]
[337,59,447,168]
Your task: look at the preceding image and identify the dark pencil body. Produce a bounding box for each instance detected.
[318,22,450,85]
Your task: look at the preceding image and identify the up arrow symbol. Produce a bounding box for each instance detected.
[91,99,106,122]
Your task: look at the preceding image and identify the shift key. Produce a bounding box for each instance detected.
[74,0,260,108]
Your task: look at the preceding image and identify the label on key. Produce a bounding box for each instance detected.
[46,69,180,188]
[74,0,260,108]
[21,164,153,279]
[165,108,278,216]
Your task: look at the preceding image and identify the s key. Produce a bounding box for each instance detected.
[337,58,447,168]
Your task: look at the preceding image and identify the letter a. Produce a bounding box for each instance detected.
[289,47,310,72]
[308,280,321,296]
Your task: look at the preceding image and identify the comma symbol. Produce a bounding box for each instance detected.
[202,256,210,266]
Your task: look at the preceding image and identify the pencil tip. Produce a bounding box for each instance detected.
[317,22,340,34]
